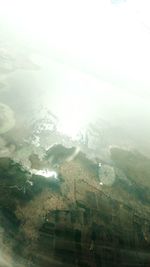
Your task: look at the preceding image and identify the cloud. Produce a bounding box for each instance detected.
[0,103,15,134]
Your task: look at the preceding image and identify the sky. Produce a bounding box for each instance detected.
[0,0,149,92]
[0,0,150,92]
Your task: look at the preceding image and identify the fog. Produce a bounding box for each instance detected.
[1,1,150,266]
[0,0,150,155]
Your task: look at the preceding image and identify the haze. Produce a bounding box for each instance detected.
[0,0,150,155]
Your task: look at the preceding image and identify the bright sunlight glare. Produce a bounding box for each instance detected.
[1,0,150,139]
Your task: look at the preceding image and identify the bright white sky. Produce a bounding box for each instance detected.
[1,0,150,84]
